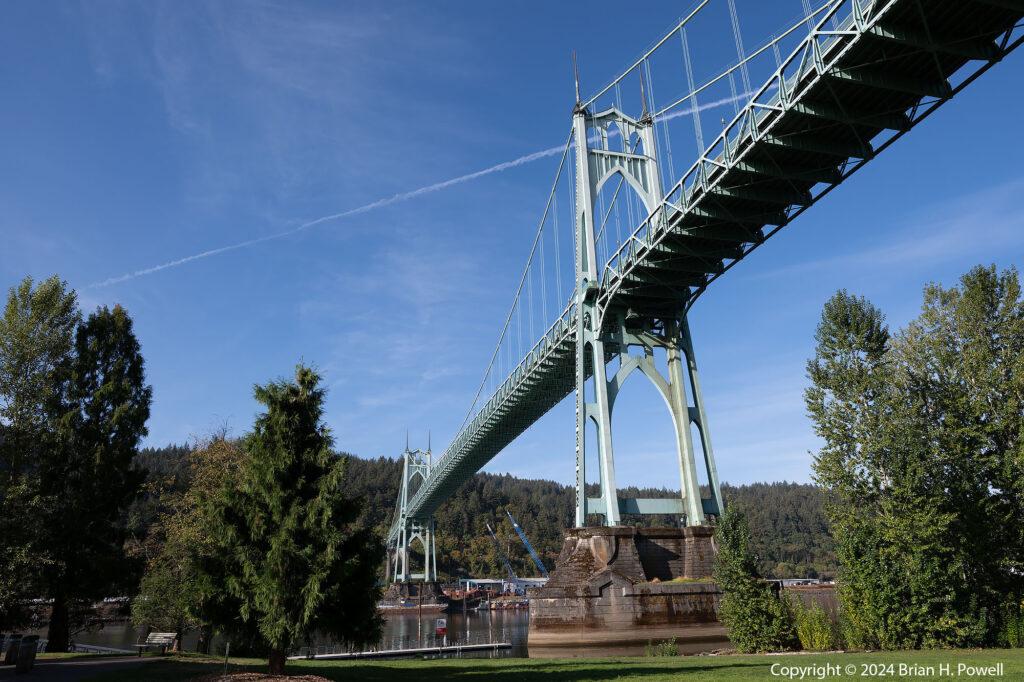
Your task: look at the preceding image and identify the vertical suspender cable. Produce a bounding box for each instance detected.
[802,0,815,35]
[681,28,705,152]
[517,291,522,367]
[727,0,752,95]
[645,59,675,185]
[540,225,548,330]
[553,188,563,309]
[728,72,740,115]
[527,265,535,349]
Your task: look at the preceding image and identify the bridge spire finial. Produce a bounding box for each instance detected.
[573,51,581,103]
[428,429,431,453]
[572,51,585,115]
[405,429,409,453]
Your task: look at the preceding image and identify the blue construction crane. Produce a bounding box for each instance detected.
[485,523,521,594]
[507,511,548,579]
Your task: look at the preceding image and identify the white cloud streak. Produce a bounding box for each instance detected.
[89,90,752,288]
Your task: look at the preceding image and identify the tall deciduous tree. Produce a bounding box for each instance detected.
[0,275,80,480]
[0,275,78,630]
[807,268,1024,649]
[198,365,383,674]
[133,434,246,652]
[39,305,152,651]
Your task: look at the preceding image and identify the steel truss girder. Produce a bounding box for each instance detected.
[681,223,764,244]
[733,159,843,185]
[645,253,725,275]
[679,204,783,227]
[654,240,743,262]
[971,0,1024,11]
[705,182,812,206]
[762,133,874,160]
[866,22,1004,61]
[790,100,912,132]
[824,65,953,99]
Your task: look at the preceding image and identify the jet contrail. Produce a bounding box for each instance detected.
[90,89,754,288]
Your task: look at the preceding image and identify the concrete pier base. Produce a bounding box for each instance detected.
[380,581,448,611]
[528,526,728,648]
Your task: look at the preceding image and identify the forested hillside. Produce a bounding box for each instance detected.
[134,446,835,580]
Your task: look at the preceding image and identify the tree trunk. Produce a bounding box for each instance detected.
[46,592,70,653]
[196,626,211,654]
[173,629,182,652]
[268,647,287,674]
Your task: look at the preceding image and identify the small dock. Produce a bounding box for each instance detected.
[288,641,511,660]
[70,643,136,654]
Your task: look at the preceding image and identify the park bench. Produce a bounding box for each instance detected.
[135,632,176,657]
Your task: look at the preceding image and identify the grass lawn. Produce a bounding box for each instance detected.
[85,647,1024,681]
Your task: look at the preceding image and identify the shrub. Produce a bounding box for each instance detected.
[793,598,840,651]
[1000,601,1024,648]
[645,637,678,657]
[715,507,799,653]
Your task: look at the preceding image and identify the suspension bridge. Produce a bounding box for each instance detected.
[386,0,1024,582]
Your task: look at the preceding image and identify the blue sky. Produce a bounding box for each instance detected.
[2,1,1023,490]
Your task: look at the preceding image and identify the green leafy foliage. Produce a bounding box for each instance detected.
[0,275,79,630]
[714,506,798,653]
[806,267,1024,650]
[132,436,246,652]
[792,598,840,651]
[196,365,383,673]
[645,637,679,656]
[0,275,80,480]
[1001,601,1024,648]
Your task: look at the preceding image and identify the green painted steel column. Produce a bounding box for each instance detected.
[666,333,705,525]
[682,319,724,517]
[571,106,594,528]
[572,103,622,527]
[589,333,621,526]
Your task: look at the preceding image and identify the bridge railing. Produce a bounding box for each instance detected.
[390,300,576,537]
[430,298,574,470]
[598,0,873,310]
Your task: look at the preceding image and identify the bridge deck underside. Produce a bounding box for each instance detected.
[604,0,1023,316]
[389,0,1023,543]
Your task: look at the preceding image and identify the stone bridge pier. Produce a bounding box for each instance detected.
[528,525,727,648]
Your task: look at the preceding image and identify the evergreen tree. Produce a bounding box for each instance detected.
[39,304,152,651]
[197,365,383,674]
[714,505,798,652]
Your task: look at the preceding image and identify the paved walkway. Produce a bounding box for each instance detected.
[0,656,155,681]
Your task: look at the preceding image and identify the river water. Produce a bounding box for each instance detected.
[26,610,663,658]
[25,610,534,658]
